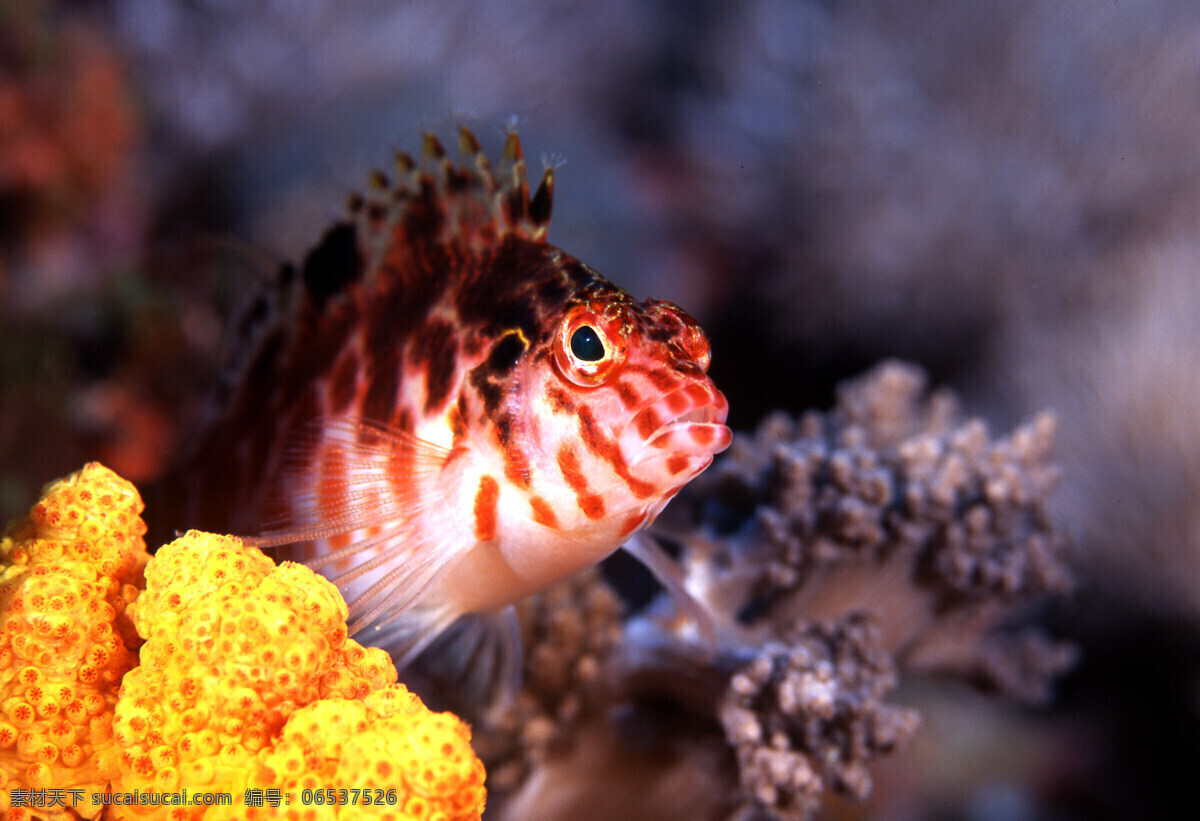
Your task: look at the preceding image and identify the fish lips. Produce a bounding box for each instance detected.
[623,385,732,469]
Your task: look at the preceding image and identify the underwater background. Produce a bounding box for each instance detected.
[3,1,1199,818]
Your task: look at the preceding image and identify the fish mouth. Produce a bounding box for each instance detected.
[624,384,732,468]
[643,407,727,450]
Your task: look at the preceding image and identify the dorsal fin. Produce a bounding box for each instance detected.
[197,127,556,422]
[348,126,555,268]
[167,127,561,543]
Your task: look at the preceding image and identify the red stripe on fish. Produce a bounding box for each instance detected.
[578,493,606,520]
[666,454,690,475]
[619,511,647,539]
[473,474,500,542]
[636,407,661,439]
[545,384,575,413]
[530,496,560,529]
[613,379,641,410]
[556,445,607,520]
[557,445,587,492]
[497,412,533,488]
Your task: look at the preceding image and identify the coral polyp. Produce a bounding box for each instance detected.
[0,463,486,821]
[1,463,147,814]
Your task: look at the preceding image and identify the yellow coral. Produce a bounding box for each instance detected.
[2,465,486,821]
[213,686,487,820]
[113,532,394,816]
[0,462,149,819]
[114,530,485,820]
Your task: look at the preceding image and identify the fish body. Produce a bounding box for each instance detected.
[175,128,730,659]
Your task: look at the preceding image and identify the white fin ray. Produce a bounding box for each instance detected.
[302,524,413,573]
[624,533,717,654]
[369,599,467,671]
[242,415,478,646]
[343,541,452,633]
[248,417,451,541]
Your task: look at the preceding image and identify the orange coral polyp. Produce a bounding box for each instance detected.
[1,464,148,815]
[2,463,486,820]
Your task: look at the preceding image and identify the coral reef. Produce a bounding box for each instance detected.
[202,685,486,821]
[476,362,1074,820]
[668,361,1075,700]
[0,463,148,815]
[1,464,486,821]
[719,616,918,820]
[7,1,1200,816]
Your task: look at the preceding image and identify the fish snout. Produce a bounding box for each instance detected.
[623,381,731,468]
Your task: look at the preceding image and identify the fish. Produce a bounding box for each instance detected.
[169,127,731,685]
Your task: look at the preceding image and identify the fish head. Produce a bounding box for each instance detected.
[482,275,731,560]
[552,290,732,495]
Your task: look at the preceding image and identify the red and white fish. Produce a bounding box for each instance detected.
[171,128,730,674]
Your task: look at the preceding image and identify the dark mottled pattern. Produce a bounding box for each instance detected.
[537,274,571,307]
[484,332,528,376]
[468,365,506,419]
[403,179,446,248]
[172,129,590,538]
[458,237,560,338]
[302,222,362,308]
[409,318,458,413]
[297,301,358,392]
[458,242,589,418]
[370,245,449,348]
[328,348,359,414]
[361,347,401,427]
[467,331,530,418]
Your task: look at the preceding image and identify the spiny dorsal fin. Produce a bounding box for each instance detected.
[347,126,555,256]
[528,165,554,239]
[207,127,559,438]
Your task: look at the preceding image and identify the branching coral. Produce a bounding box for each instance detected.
[0,462,148,819]
[666,361,1075,700]
[719,617,919,820]
[478,362,1074,821]
[1,465,486,820]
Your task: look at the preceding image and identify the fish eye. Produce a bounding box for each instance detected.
[570,325,605,361]
[555,308,625,386]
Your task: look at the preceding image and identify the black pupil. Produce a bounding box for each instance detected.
[570,326,606,362]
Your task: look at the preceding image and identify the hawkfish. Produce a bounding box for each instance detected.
[171,127,731,682]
